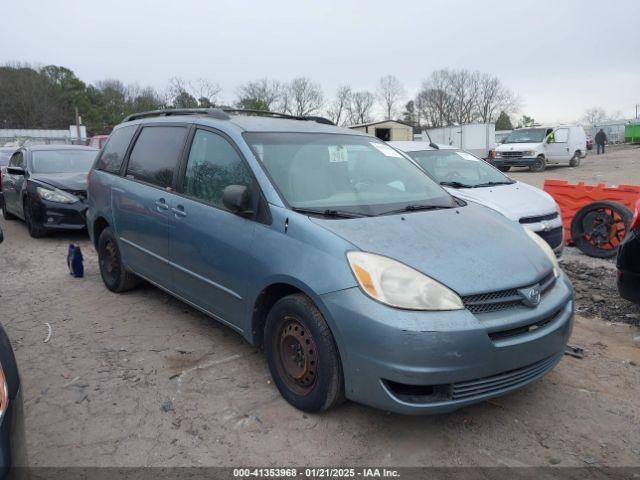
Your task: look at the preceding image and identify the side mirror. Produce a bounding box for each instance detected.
[222,185,252,215]
[7,166,25,175]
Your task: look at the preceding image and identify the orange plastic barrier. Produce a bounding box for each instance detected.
[543,180,640,244]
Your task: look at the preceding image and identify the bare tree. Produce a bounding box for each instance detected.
[377,75,405,120]
[326,85,352,125]
[347,91,375,124]
[193,78,222,107]
[166,77,221,109]
[285,77,324,116]
[582,107,607,125]
[416,70,454,127]
[475,73,519,123]
[236,78,282,111]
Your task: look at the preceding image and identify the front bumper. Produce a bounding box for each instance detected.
[494,157,537,167]
[29,197,87,231]
[321,273,574,415]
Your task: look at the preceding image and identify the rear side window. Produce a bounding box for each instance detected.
[96,126,137,174]
[554,128,569,143]
[126,126,188,188]
[182,129,252,208]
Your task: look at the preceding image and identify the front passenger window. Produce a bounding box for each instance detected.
[183,129,252,209]
[9,152,24,168]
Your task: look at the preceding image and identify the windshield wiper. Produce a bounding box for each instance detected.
[440,181,474,189]
[381,204,454,216]
[291,207,370,218]
[472,181,514,188]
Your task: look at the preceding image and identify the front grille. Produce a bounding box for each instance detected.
[450,355,559,400]
[519,212,559,224]
[499,151,524,158]
[462,271,556,314]
[536,226,564,249]
[488,307,563,341]
[64,190,87,202]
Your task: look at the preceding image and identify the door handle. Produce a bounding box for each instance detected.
[155,198,169,211]
[171,205,187,217]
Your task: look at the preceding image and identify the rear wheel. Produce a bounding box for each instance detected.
[497,166,511,172]
[98,227,140,292]
[23,198,46,238]
[1,201,17,220]
[265,294,344,412]
[570,151,581,167]
[529,155,546,172]
[570,201,632,258]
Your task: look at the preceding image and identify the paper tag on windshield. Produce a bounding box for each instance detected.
[370,142,403,158]
[456,151,479,162]
[328,145,348,163]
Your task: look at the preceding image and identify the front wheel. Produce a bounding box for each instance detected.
[23,198,46,238]
[570,152,581,167]
[98,227,140,292]
[265,294,345,412]
[529,155,546,172]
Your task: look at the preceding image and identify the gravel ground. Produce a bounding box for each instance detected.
[0,148,638,469]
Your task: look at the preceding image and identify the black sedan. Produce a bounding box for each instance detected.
[617,200,640,304]
[0,226,28,477]
[0,145,98,238]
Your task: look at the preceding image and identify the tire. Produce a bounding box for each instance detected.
[264,293,345,412]
[570,201,632,258]
[98,227,140,292]
[23,198,46,238]
[497,166,511,172]
[570,151,581,167]
[529,155,546,172]
[1,201,17,220]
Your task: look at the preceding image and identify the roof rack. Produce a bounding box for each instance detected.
[122,108,230,122]
[122,108,335,126]
[222,109,335,126]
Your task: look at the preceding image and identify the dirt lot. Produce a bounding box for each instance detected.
[0,147,639,468]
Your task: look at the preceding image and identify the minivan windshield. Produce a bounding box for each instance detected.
[244,133,456,216]
[407,150,514,188]
[503,128,547,144]
[31,150,97,174]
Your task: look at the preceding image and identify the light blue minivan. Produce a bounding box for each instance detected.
[87,109,574,414]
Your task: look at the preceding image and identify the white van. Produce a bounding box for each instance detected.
[494,125,587,172]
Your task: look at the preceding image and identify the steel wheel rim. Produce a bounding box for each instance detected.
[582,207,627,250]
[276,316,318,395]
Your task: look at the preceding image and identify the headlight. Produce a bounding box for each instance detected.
[523,150,536,156]
[346,251,464,311]
[36,186,77,204]
[524,228,560,278]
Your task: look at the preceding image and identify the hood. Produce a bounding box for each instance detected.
[30,172,88,191]
[444,182,558,222]
[311,202,553,296]
[496,142,540,152]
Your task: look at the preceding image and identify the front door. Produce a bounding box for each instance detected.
[113,124,188,287]
[545,128,570,163]
[3,150,26,216]
[169,128,257,331]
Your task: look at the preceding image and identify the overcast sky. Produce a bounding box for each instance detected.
[2,0,639,123]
